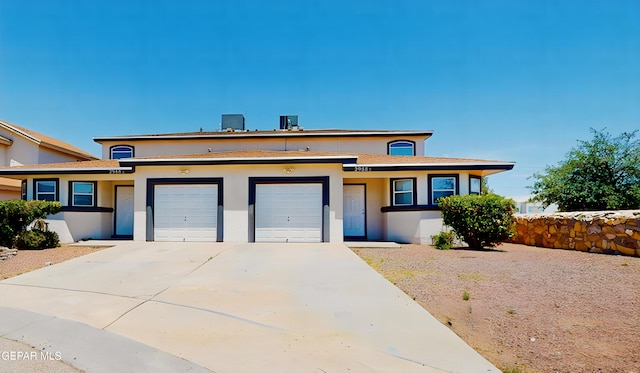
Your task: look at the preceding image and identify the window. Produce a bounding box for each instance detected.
[470,176,481,195]
[21,180,27,200]
[34,179,58,201]
[71,181,96,207]
[110,145,134,159]
[392,178,415,206]
[388,140,415,156]
[430,175,457,204]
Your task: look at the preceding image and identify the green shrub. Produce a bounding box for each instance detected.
[431,231,455,250]
[0,200,61,248]
[438,194,516,249]
[15,229,60,250]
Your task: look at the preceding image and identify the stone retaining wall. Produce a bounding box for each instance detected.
[0,247,18,262]
[508,210,640,257]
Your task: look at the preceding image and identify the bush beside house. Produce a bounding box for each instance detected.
[0,200,61,249]
[438,194,516,249]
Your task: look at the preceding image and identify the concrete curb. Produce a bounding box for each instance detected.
[0,307,212,373]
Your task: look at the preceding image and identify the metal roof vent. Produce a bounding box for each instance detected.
[279,115,298,130]
[221,114,245,131]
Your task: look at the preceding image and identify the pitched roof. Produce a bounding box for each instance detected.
[0,120,98,160]
[0,150,514,174]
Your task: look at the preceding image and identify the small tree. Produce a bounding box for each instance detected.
[0,200,61,248]
[530,129,640,211]
[439,194,516,249]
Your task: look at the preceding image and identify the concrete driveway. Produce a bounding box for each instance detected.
[0,242,498,372]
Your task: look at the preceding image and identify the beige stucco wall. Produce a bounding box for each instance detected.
[130,163,345,242]
[100,135,427,159]
[0,189,19,200]
[3,134,39,166]
[385,210,445,244]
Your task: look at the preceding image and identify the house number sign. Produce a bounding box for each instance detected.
[354,166,371,172]
[109,169,125,174]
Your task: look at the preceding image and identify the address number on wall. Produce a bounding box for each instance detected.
[354,166,371,172]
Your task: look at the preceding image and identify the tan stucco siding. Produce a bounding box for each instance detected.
[131,163,344,242]
[4,135,39,166]
[385,210,445,244]
[37,146,91,164]
[99,135,427,159]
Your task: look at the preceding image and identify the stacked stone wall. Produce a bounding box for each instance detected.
[508,210,640,257]
[0,247,18,262]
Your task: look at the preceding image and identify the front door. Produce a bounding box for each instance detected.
[343,184,366,239]
[115,186,134,237]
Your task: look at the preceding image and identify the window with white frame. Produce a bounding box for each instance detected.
[110,145,134,159]
[388,141,415,156]
[431,176,457,204]
[34,179,58,201]
[392,179,414,206]
[470,176,481,195]
[71,181,96,207]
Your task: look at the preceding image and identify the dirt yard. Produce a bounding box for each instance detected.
[2,243,638,372]
[0,245,108,280]
[353,243,640,373]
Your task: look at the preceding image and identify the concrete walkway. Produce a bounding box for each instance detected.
[0,242,499,372]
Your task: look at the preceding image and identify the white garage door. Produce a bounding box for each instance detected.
[154,184,218,242]
[255,183,323,242]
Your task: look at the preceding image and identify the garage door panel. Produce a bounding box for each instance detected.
[255,183,323,243]
[154,184,218,242]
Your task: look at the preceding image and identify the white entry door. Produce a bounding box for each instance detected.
[255,183,323,242]
[154,184,218,242]
[343,184,366,237]
[115,186,134,236]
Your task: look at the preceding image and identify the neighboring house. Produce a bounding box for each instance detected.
[0,116,514,244]
[0,120,98,200]
[511,196,558,214]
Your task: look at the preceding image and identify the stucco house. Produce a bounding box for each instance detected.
[0,116,514,244]
[0,120,98,200]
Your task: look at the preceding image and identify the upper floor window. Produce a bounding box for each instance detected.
[469,176,481,195]
[71,181,96,207]
[392,178,415,206]
[34,179,59,201]
[110,145,134,159]
[430,175,458,205]
[388,140,415,156]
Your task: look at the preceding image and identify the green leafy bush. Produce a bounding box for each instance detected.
[439,194,516,249]
[431,231,455,250]
[15,229,60,250]
[0,200,62,248]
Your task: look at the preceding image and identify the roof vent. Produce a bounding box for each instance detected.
[279,115,298,130]
[221,114,245,131]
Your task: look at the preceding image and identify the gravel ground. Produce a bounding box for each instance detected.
[353,243,640,373]
[0,245,107,280]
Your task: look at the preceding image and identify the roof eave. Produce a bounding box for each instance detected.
[121,155,359,166]
[0,167,134,175]
[343,163,515,172]
[93,130,434,143]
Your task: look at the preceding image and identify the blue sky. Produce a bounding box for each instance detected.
[1,0,639,196]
